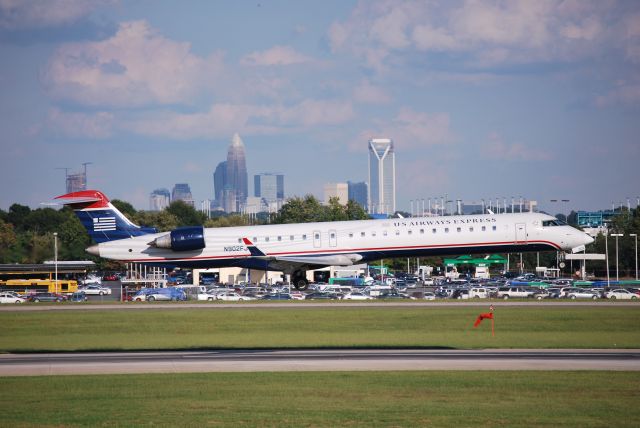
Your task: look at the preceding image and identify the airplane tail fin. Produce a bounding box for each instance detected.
[55,190,156,243]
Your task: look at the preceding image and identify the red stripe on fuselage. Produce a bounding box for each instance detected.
[126,240,561,263]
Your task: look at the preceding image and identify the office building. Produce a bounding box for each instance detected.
[172,183,194,207]
[347,181,368,210]
[254,173,284,204]
[324,182,349,205]
[368,138,396,214]
[213,161,227,208]
[225,133,248,212]
[149,188,170,211]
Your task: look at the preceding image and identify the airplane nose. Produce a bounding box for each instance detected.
[86,245,100,256]
[584,234,595,246]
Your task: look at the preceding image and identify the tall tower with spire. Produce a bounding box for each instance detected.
[225,133,248,212]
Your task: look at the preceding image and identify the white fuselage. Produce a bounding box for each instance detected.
[92,212,594,270]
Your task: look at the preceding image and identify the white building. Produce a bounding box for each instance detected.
[368,138,396,215]
[323,182,349,205]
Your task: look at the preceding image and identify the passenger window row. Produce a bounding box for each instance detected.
[238,225,500,243]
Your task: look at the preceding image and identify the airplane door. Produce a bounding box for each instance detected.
[329,229,337,247]
[313,230,321,248]
[515,223,527,244]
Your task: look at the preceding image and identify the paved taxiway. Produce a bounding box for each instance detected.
[1,349,639,376]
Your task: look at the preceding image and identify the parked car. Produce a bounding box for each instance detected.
[102,273,119,281]
[146,288,187,302]
[342,292,372,300]
[423,292,436,301]
[305,292,338,300]
[564,288,599,300]
[376,291,413,299]
[68,291,88,302]
[197,290,219,301]
[497,287,535,299]
[0,292,26,304]
[216,291,252,301]
[27,293,66,302]
[80,285,112,295]
[469,287,489,298]
[451,289,470,300]
[605,289,639,300]
[532,289,550,300]
[261,293,292,300]
[79,275,102,286]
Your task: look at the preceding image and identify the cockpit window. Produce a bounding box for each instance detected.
[542,219,567,227]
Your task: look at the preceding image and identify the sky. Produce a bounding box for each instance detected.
[0,0,639,215]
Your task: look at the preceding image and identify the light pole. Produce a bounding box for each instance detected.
[605,233,610,288]
[53,232,58,294]
[611,233,624,281]
[631,233,638,280]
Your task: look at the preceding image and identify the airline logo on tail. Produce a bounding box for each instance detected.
[93,217,116,231]
[55,190,156,243]
[242,238,266,257]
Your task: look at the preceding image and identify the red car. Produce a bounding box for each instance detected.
[102,273,119,281]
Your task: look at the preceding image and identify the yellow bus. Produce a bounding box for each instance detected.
[0,279,78,295]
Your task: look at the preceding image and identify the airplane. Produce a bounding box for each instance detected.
[55,190,594,290]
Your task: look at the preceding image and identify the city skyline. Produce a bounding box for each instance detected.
[1,1,638,214]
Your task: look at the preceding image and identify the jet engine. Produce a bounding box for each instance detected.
[149,226,205,251]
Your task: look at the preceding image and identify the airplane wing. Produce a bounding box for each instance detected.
[242,238,363,271]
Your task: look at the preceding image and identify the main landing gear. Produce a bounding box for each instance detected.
[291,270,309,291]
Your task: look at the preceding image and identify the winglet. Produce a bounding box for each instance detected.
[242,238,267,257]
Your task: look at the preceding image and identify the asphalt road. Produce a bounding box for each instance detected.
[1,349,638,376]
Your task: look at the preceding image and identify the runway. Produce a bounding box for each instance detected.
[1,349,639,376]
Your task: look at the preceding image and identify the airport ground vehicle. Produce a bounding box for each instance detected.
[0,292,25,303]
[605,289,638,300]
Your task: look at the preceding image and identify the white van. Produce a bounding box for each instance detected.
[469,287,489,298]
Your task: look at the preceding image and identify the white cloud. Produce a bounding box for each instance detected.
[56,99,355,141]
[43,20,224,107]
[241,45,312,66]
[45,107,114,139]
[349,107,455,151]
[353,79,391,104]
[0,0,113,30]
[329,0,627,69]
[595,81,640,107]
[482,132,551,161]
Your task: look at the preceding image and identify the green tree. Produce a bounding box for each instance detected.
[0,219,17,262]
[133,210,179,232]
[7,204,31,231]
[166,201,207,227]
[111,199,137,219]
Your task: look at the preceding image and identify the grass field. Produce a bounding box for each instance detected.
[1,305,639,351]
[1,371,639,427]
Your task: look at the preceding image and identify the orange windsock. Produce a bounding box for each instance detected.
[473,312,494,327]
